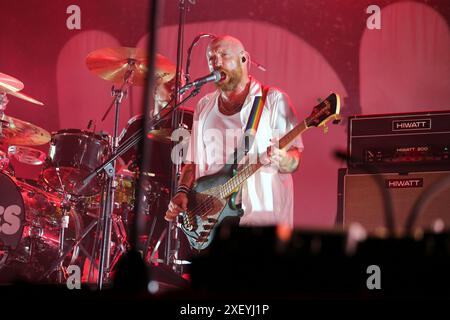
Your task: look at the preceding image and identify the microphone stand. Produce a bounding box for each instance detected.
[165,0,189,275]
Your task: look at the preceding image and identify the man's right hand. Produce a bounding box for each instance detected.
[165,192,189,221]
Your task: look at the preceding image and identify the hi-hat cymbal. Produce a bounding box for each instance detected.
[86,47,175,86]
[0,72,44,106]
[0,114,50,146]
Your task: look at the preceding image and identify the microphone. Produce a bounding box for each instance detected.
[179,70,224,95]
[185,33,217,83]
[250,59,267,72]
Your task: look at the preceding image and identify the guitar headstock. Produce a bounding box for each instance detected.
[305,93,341,128]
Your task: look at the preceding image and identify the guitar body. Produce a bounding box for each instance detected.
[181,164,244,251]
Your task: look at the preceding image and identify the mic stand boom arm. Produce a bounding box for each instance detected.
[81,86,201,188]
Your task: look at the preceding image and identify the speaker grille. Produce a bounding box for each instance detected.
[343,171,450,232]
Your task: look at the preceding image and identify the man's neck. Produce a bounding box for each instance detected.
[220,76,251,104]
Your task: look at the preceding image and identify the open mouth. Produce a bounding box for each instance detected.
[216,70,228,83]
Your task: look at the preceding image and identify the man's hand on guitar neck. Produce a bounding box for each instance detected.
[260,140,302,173]
[165,163,196,222]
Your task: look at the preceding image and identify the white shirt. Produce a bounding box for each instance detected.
[202,103,242,175]
[185,77,303,227]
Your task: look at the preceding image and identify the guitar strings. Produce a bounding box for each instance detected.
[184,163,259,220]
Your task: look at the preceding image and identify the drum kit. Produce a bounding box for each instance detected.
[0,47,191,284]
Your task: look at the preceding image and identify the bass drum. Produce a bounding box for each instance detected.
[42,129,111,197]
[0,172,82,283]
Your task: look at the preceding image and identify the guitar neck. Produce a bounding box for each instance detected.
[220,120,308,198]
[279,120,307,149]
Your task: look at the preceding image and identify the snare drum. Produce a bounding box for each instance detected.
[77,171,137,218]
[42,129,111,197]
[115,172,136,209]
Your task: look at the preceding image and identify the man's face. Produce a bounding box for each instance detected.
[154,78,173,110]
[207,40,243,91]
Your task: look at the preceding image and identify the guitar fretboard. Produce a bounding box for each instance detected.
[219,120,308,198]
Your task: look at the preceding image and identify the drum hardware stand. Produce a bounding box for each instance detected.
[143,213,158,262]
[87,211,103,283]
[96,66,134,290]
[56,194,72,283]
[0,250,7,270]
[0,93,9,136]
[149,227,167,264]
[40,218,99,282]
[84,210,128,283]
[52,167,74,283]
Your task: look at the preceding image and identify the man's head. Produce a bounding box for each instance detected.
[153,71,186,116]
[206,35,250,92]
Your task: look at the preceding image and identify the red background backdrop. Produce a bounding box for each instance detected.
[1,0,449,228]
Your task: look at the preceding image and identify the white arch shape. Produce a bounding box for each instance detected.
[360,1,450,114]
[137,20,348,227]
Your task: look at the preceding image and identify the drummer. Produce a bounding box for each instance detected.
[152,69,189,122]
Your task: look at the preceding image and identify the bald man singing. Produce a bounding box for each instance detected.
[165,35,303,228]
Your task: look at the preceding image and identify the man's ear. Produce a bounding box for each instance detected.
[241,51,249,63]
[242,51,251,70]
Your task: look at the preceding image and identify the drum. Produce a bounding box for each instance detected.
[0,172,82,282]
[42,129,111,197]
[0,148,14,175]
[0,172,25,250]
[118,109,192,178]
[77,173,137,221]
[115,171,136,209]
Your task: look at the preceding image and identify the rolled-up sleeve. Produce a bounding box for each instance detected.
[269,89,304,151]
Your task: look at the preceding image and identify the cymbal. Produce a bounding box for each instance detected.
[147,128,172,144]
[0,72,44,106]
[86,47,175,86]
[0,114,50,146]
[154,53,176,84]
[8,145,47,165]
[147,105,194,143]
[8,90,44,105]
[0,72,24,93]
